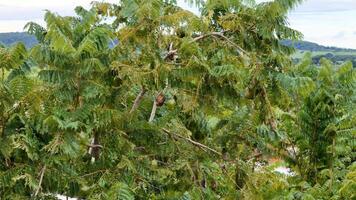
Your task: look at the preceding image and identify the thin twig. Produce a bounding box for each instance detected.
[130,87,147,113]
[192,31,228,42]
[164,49,178,60]
[148,101,157,122]
[87,144,103,149]
[80,169,107,178]
[192,32,247,55]
[88,138,94,154]
[35,165,46,196]
[162,128,222,156]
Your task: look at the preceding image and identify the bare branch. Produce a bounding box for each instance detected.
[164,49,178,61]
[80,169,107,178]
[87,144,103,149]
[148,100,158,122]
[130,87,147,113]
[35,165,46,196]
[88,138,94,154]
[164,42,178,61]
[192,31,227,42]
[192,32,247,55]
[162,128,222,156]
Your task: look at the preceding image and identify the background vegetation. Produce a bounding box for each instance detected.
[3,34,356,67]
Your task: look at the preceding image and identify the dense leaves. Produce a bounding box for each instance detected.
[0,0,355,199]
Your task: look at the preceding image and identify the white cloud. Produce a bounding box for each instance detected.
[0,0,116,8]
[289,6,356,48]
[0,0,117,31]
[259,0,356,48]
[0,19,42,32]
[293,0,356,12]
[0,0,119,20]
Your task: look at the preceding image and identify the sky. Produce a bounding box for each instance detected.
[0,0,356,48]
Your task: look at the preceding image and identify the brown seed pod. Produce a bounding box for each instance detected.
[155,93,166,107]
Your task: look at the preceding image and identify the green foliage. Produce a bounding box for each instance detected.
[0,0,355,199]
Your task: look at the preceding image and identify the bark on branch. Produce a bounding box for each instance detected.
[192,32,247,55]
[162,128,222,156]
[148,101,158,122]
[130,87,147,113]
[87,144,103,149]
[164,49,178,61]
[164,42,177,61]
[88,132,101,161]
[35,165,46,196]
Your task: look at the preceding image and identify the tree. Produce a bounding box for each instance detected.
[0,0,355,199]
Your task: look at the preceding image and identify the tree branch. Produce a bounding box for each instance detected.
[148,80,169,123]
[148,101,157,122]
[130,87,147,113]
[162,128,222,156]
[35,165,46,196]
[80,169,107,178]
[164,49,178,60]
[87,144,103,149]
[164,42,178,61]
[192,32,247,55]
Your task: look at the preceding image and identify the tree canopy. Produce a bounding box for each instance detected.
[0,0,355,199]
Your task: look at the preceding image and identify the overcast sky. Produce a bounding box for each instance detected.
[1,0,356,48]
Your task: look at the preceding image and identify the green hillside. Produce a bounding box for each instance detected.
[282,40,356,52]
[283,40,356,66]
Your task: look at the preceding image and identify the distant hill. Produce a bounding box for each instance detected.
[282,40,356,53]
[283,40,356,66]
[0,32,37,48]
[0,32,118,49]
